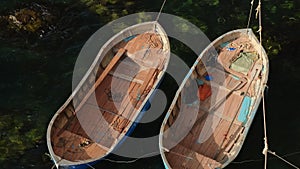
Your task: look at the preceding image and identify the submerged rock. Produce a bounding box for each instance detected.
[0,3,56,38]
[8,8,42,32]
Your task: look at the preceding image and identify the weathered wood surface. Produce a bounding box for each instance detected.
[161,29,268,169]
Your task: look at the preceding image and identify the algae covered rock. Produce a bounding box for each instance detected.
[8,8,42,32]
[0,3,56,37]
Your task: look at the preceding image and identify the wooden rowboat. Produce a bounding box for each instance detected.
[159,29,268,169]
[47,21,170,169]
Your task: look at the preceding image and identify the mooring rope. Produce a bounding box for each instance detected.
[247,0,255,29]
[231,150,300,165]
[102,151,159,163]
[254,0,299,168]
[261,86,269,169]
[155,0,167,21]
[268,150,300,169]
[254,0,268,168]
[261,74,299,169]
[85,163,96,169]
[82,151,160,167]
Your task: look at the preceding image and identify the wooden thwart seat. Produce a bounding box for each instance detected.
[75,48,126,112]
[109,59,144,84]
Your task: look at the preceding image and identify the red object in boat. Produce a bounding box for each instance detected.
[198,84,212,101]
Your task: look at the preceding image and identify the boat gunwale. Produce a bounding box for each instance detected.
[159,28,269,169]
[47,21,170,167]
[221,29,269,168]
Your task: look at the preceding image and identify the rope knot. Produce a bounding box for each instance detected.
[257,26,262,33]
[256,1,261,19]
[262,137,268,155]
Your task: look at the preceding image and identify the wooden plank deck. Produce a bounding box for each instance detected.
[165,144,222,169]
[51,30,169,163]
[52,129,107,161]
[163,34,263,168]
[164,84,245,168]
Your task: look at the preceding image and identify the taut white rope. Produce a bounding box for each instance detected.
[247,0,255,29]
[156,0,167,21]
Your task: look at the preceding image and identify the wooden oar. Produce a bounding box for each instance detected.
[138,69,157,95]
[194,79,246,144]
[213,68,260,159]
[207,78,247,113]
[75,48,126,112]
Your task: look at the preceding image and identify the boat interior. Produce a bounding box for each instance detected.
[162,31,265,169]
[50,31,169,162]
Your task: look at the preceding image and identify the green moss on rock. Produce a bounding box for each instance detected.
[7,8,42,32]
